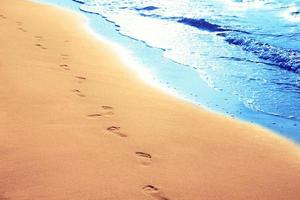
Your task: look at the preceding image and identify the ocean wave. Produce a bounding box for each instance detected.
[134,12,300,74]
[219,33,300,73]
[135,6,159,11]
[72,0,86,4]
[177,18,229,32]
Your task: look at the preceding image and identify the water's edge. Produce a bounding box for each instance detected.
[32,0,300,143]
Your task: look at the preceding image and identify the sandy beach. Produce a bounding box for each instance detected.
[1,0,300,199]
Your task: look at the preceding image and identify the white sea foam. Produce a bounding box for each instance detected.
[281,4,300,23]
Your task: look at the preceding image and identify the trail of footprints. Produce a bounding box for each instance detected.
[9,17,169,199]
[67,50,167,200]
[14,20,48,51]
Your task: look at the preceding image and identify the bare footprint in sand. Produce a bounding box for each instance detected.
[34,35,43,40]
[88,111,113,118]
[135,152,152,165]
[0,14,7,19]
[88,113,103,117]
[60,64,70,71]
[106,126,127,137]
[60,54,69,60]
[15,22,27,32]
[102,105,113,110]
[143,185,169,200]
[88,106,114,118]
[17,27,27,32]
[35,43,47,50]
[75,76,86,83]
[72,89,85,97]
[101,106,114,114]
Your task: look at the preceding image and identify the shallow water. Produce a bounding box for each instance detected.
[38,0,300,142]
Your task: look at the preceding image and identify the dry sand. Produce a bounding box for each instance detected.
[1,0,300,199]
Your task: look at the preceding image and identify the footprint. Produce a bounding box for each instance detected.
[143,185,169,200]
[60,64,70,71]
[88,111,113,118]
[60,54,69,60]
[106,126,127,137]
[15,22,27,32]
[101,106,114,115]
[75,76,86,83]
[88,113,103,117]
[102,105,113,110]
[88,106,114,118]
[72,89,85,97]
[17,27,27,32]
[35,43,47,50]
[135,152,152,165]
[75,76,86,80]
[0,14,7,19]
[34,35,43,40]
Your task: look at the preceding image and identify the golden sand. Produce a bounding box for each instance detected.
[0,0,300,199]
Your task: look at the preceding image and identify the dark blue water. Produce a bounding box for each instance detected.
[37,0,300,142]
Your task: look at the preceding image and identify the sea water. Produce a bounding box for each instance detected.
[36,0,300,142]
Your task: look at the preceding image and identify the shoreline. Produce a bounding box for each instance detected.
[1,0,300,199]
[41,0,300,142]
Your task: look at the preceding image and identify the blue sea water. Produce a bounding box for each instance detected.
[37,0,300,142]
